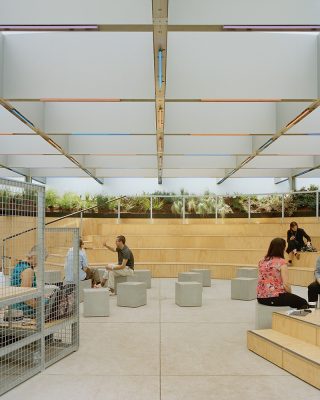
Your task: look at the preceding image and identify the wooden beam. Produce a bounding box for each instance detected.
[153,0,168,184]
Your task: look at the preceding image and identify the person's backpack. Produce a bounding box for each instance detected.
[46,283,76,322]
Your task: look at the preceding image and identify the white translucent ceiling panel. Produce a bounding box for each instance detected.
[29,168,89,177]
[263,136,320,155]
[44,103,155,133]
[276,102,312,131]
[169,0,320,25]
[165,102,276,134]
[84,155,157,168]
[10,102,45,130]
[6,155,75,168]
[163,169,225,177]
[0,0,152,24]
[3,32,154,98]
[245,155,315,169]
[0,34,3,97]
[0,106,34,133]
[286,107,320,134]
[68,135,156,154]
[166,33,317,99]
[0,136,60,154]
[163,155,236,168]
[165,136,252,154]
[233,169,293,178]
[95,169,157,177]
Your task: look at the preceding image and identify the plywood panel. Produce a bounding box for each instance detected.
[283,351,320,389]
[247,332,283,367]
[272,313,318,346]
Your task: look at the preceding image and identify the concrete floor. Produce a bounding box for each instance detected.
[2,279,319,400]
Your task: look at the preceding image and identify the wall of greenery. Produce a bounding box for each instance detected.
[28,185,320,218]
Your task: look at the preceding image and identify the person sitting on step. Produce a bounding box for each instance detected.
[286,221,311,265]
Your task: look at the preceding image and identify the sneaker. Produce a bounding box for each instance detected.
[106,288,116,296]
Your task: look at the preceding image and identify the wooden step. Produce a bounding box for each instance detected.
[272,310,320,346]
[86,247,265,264]
[95,223,320,237]
[288,267,316,287]
[84,234,320,250]
[247,329,320,389]
[290,252,320,268]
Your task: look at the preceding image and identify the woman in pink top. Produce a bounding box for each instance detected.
[257,238,308,309]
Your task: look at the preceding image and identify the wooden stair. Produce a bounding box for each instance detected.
[247,310,320,389]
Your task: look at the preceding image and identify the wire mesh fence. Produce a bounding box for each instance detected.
[0,178,79,395]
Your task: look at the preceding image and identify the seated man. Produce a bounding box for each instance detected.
[64,239,100,286]
[308,256,320,306]
[98,235,134,294]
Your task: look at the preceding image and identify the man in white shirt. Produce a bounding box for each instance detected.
[64,239,100,286]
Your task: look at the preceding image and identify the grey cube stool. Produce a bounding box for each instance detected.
[44,270,61,284]
[175,281,202,307]
[178,272,202,284]
[231,277,257,301]
[79,279,92,302]
[83,288,110,317]
[114,275,129,294]
[255,302,290,329]
[117,282,147,308]
[190,269,211,287]
[236,267,258,279]
[128,269,151,289]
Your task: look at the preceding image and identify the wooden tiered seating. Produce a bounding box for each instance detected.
[247,310,320,389]
[44,217,319,284]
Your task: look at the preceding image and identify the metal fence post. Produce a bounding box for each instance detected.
[215,195,218,223]
[79,211,83,237]
[117,199,121,223]
[182,196,186,223]
[150,196,153,220]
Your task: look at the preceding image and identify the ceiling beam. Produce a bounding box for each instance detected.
[152,0,168,184]
[0,99,103,184]
[217,100,320,185]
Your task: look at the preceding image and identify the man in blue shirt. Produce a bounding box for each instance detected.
[308,256,320,304]
[64,239,100,286]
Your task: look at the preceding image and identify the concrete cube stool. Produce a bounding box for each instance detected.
[44,270,61,284]
[175,281,202,307]
[236,267,258,279]
[117,282,147,308]
[231,277,257,301]
[178,272,202,284]
[83,288,110,317]
[127,269,151,289]
[190,269,211,287]
[79,279,92,302]
[114,275,129,294]
[255,302,290,329]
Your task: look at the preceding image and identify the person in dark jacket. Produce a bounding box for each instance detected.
[286,221,311,265]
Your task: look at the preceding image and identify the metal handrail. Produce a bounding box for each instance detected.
[1,196,126,263]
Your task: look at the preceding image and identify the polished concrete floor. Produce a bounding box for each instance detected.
[2,279,319,399]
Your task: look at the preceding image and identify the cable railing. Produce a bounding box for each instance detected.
[1,196,126,269]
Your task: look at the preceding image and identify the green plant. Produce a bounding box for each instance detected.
[293,185,318,210]
[58,192,82,212]
[171,199,183,215]
[152,197,164,211]
[45,189,59,209]
[96,195,117,212]
[81,193,97,210]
